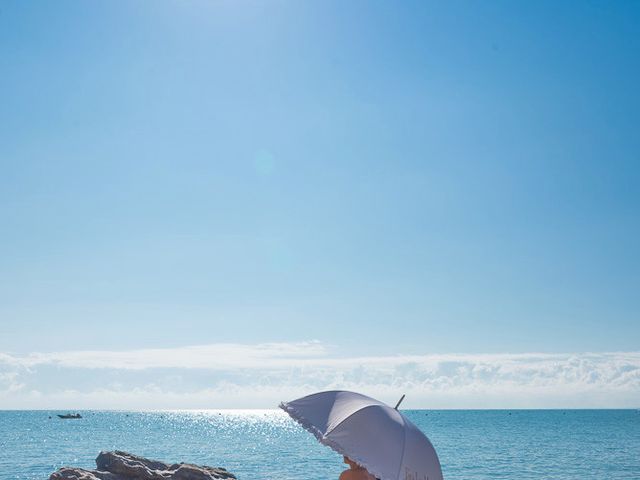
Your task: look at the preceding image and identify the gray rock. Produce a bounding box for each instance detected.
[49,451,236,480]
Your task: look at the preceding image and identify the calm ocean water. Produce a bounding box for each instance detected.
[0,409,638,480]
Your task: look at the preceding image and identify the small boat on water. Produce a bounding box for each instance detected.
[57,413,82,419]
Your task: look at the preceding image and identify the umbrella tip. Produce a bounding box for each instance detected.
[394,394,406,410]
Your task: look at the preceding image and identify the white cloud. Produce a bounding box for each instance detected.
[0,341,328,370]
[1,343,639,409]
[0,372,25,393]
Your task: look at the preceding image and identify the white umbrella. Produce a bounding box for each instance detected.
[280,390,443,480]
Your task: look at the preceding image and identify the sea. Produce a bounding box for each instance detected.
[1,409,638,480]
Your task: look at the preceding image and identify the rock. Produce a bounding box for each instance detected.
[49,451,236,480]
[49,467,121,480]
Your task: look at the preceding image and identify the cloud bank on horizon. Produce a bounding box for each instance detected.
[1,342,638,409]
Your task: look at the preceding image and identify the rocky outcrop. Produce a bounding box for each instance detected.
[49,451,236,480]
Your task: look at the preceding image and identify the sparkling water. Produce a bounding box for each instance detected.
[1,410,638,480]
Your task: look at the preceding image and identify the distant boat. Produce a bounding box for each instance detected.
[57,413,82,419]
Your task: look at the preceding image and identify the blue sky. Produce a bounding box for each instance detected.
[0,1,639,408]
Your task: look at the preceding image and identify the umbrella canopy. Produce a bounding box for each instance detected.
[280,390,443,480]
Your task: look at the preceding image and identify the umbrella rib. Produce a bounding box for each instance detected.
[395,413,409,480]
[324,403,380,436]
[280,402,391,480]
[326,404,408,480]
